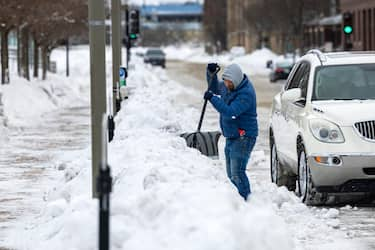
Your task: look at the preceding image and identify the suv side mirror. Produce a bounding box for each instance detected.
[281,88,302,102]
[266,60,273,69]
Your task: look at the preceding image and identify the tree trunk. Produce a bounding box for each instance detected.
[42,46,47,80]
[33,39,39,78]
[22,28,30,81]
[1,29,10,85]
[17,27,22,76]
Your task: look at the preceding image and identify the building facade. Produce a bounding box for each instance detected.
[140,3,203,46]
[341,0,375,50]
[303,14,342,52]
[226,0,256,52]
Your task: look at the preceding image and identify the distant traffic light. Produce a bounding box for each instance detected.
[129,9,140,40]
[343,12,353,35]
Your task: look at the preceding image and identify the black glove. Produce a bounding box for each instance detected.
[204,91,213,100]
[207,63,219,74]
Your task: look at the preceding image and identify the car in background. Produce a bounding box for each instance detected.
[268,58,295,82]
[269,50,375,205]
[144,48,166,68]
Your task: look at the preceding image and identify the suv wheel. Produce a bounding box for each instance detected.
[270,134,296,191]
[297,143,328,205]
[297,143,329,205]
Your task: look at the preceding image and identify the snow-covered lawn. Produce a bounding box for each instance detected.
[1,45,369,250]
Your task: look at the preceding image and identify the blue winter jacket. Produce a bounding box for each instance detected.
[207,73,258,139]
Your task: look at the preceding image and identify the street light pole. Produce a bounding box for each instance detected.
[111,0,121,116]
[88,0,107,198]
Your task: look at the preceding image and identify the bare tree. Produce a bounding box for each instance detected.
[0,1,22,84]
[0,0,87,82]
[29,0,87,79]
[245,0,330,53]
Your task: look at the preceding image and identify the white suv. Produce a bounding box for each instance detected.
[269,50,375,205]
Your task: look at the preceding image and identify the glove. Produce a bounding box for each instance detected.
[203,90,214,100]
[207,63,219,74]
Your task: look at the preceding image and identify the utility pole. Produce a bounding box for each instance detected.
[111,0,121,116]
[88,0,107,198]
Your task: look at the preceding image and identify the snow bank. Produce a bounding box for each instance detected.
[0,47,89,127]
[140,44,279,76]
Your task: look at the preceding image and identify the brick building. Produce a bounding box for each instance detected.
[341,0,375,50]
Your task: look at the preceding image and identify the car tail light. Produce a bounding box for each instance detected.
[275,68,284,73]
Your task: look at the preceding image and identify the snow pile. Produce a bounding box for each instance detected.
[231,48,278,76]
[147,44,279,76]
[0,90,7,141]
[0,47,89,127]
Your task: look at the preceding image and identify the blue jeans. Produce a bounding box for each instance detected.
[225,136,256,200]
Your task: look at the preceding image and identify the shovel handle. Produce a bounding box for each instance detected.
[197,65,220,132]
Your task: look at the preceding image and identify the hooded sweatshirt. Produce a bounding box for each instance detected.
[208,64,258,138]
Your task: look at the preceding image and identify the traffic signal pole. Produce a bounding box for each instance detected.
[88,0,107,198]
[89,1,112,250]
[124,5,130,69]
[111,0,121,116]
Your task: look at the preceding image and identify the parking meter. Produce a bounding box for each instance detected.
[119,67,127,87]
[119,67,128,99]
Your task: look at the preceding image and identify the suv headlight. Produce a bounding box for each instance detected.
[309,119,345,143]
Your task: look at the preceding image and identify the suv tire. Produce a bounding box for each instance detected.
[270,134,296,191]
[297,143,328,205]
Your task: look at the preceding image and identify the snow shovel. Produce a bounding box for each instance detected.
[180,66,221,158]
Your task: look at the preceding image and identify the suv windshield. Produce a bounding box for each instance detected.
[313,64,375,101]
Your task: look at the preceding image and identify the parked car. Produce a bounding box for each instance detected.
[269,49,375,205]
[268,58,295,82]
[144,48,166,68]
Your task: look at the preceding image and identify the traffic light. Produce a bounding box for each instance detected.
[343,12,353,35]
[129,9,140,40]
[343,12,353,50]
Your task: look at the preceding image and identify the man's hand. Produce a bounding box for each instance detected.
[207,63,219,74]
[203,90,213,100]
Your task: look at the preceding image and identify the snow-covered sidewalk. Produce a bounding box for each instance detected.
[2,47,369,250]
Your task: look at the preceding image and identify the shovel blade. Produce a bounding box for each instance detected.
[180,131,221,157]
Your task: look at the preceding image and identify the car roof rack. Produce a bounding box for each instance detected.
[306,49,327,64]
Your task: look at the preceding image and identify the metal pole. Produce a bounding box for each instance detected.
[124,5,130,69]
[97,114,112,250]
[111,0,121,116]
[66,38,70,77]
[89,0,107,198]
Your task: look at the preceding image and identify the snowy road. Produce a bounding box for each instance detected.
[165,60,375,249]
[0,106,90,247]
